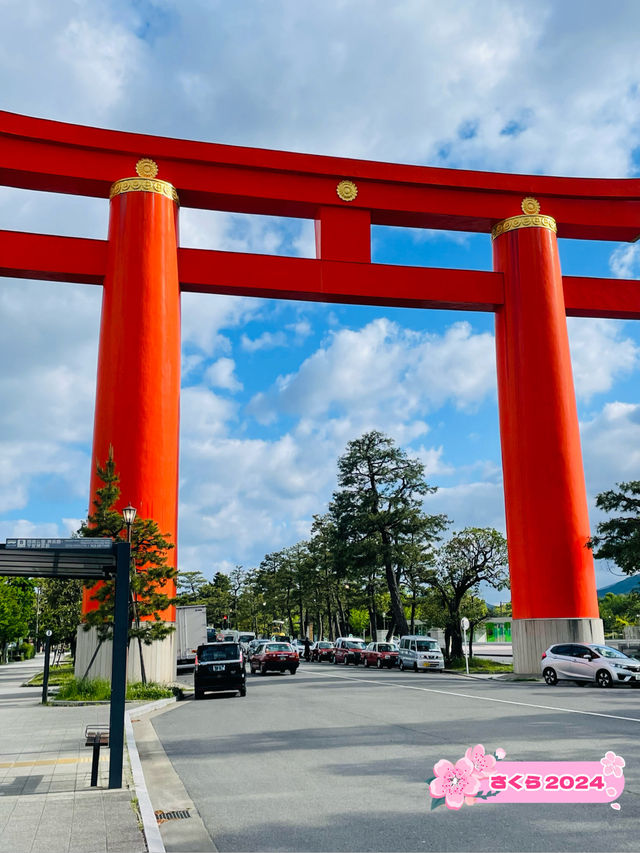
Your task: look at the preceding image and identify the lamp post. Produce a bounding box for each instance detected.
[122,504,137,542]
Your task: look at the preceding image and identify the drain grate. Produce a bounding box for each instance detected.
[155,809,191,823]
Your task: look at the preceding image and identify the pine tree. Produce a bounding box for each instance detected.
[79,448,177,681]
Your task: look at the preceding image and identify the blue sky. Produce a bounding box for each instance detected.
[1,1,640,601]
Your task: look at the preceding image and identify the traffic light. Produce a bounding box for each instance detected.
[222,615,228,629]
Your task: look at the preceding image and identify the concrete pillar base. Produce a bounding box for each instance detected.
[75,624,177,684]
[513,617,604,674]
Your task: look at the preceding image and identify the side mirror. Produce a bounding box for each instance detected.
[582,653,592,660]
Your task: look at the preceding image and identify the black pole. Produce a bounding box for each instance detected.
[108,541,130,789]
[41,633,52,704]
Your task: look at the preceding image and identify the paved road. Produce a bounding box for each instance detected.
[156,663,639,852]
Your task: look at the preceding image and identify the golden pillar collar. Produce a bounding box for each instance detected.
[109,159,179,204]
[492,197,556,240]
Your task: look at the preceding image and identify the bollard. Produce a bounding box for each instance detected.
[41,630,52,704]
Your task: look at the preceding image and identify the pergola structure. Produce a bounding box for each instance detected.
[1,111,639,672]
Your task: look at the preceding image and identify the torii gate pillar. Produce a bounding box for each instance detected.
[76,162,181,683]
[493,204,604,672]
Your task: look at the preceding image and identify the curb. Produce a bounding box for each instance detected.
[125,696,177,853]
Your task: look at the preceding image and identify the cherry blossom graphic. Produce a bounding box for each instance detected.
[465,744,497,778]
[495,748,506,760]
[600,752,625,778]
[429,757,480,810]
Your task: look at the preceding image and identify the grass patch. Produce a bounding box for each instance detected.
[26,663,76,687]
[54,678,174,702]
[448,656,513,673]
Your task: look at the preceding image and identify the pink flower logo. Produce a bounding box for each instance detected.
[600,751,625,777]
[429,757,480,810]
[495,747,506,760]
[465,744,497,779]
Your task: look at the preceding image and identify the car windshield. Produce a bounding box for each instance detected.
[238,635,254,643]
[378,644,395,652]
[416,640,439,652]
[266,643,291,651]
[590,645,634,660]
[346,641,366,649]
[199,644,240,662]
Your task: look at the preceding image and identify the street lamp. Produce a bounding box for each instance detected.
[122,504,137,542]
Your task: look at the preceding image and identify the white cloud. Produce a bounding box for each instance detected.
[241,331,287,352]
[248,318,496,424]
[568,318,639,401]
[204,357,242,392]
[609,244,640,279]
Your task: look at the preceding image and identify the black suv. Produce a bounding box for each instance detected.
[194,642,246,698]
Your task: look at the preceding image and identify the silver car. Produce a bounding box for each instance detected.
[541,642,640,688]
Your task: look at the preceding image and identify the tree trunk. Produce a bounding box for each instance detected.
[410,594,416,634]
[384,561,409,636]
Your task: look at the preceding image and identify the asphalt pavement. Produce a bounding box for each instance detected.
[153,660,640,853]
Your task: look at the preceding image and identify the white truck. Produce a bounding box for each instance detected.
[176,605,208,666]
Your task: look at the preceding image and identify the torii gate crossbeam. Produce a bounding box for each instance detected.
[2,111,639,675]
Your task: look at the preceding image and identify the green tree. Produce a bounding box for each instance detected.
[331,431,444,637]
[176,571,208,603]
[199,572,232,627]
[79,450,177,682]
[598,591,640,636]
[37,579,83,658]
[589,481,640,577]
[428,527,509,660]
[0,578,35,663]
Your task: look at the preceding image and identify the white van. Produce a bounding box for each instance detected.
[398,635,445,672]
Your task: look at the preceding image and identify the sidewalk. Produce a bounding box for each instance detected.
[0,655,147,853]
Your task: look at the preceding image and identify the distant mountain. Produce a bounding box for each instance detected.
[597,576,640,597]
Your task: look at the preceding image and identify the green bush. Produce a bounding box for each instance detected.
[19,642,35,660]
[56,678,111,701]
[54,678,174,702]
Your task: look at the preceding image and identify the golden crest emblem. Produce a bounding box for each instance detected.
[136,158,159,179]
[336,180,358,202]
[521,197,541,215]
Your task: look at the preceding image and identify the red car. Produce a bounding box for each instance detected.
[311,641,335,662]
[363,642,399,669]
[249,642,299,675]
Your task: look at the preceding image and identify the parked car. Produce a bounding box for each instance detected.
[250,642,299,675]
[193,642,246,698]
[311,641,335,662]
[333,637,367,665]
[398,635,445,672]
[363,642,399,669]
[541,643,640,687]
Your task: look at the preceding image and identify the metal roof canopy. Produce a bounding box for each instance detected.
[0,538,131,789]
[0,541,118,579]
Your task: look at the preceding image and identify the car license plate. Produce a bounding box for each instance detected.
[278,654,287,659]
[213,665,225,671]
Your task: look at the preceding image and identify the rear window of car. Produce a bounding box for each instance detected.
[346,641,366,649]
[266,643,291,651]
[377,644,395,652]
[318,642,332,648]
[550,645,572,656]
[198,644,241,662]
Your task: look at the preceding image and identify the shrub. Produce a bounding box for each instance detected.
[54,678,174,702]
[19,642,35,660]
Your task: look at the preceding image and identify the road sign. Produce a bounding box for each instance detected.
[5,538,112,550]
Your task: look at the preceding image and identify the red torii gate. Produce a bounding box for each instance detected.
[1,111,639,674]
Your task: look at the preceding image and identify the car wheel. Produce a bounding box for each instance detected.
[260,664,267,676]
[333,655,338,664]
[194,688,204,700]
[413,662,418,672]
[399,660,405,671]
[364,658,369,668]
[543,667,558,686]
[239,686,247,697]
[343,656,349,665]
[377,658,383,669]
[596,669,613,688]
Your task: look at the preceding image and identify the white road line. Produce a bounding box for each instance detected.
[301,669,640,724]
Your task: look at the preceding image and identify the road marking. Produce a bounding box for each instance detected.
[0,756,104,768]
[301,669,640,724]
